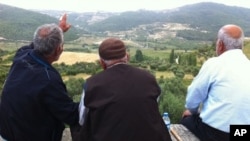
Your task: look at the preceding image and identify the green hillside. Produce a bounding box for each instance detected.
[0,4,79,41]
[168,3,250,41]
[86,2,250,41]
[2,2,250,43]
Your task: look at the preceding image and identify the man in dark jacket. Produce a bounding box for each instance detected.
[78,38,172,141]
[0,14,79,141]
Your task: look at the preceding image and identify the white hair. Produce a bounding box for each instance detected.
[33,23,64,55]
[217,26,244,50]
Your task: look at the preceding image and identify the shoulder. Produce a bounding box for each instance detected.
[201,57,219,69]
[14,43,33,58]
[85,70,104,83]
[205,57,218,64]
[130,65,151,73]
[34,66,64,85]
[127,65,155,79]
[196,57,220,77]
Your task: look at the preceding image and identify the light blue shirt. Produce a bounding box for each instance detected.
[185,49,250,132]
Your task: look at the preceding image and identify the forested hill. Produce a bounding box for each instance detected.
[1,2,250,42]
[166,2,250,40]
[84,2,250,41]
[0,4,79,41]
[90,2,250,31]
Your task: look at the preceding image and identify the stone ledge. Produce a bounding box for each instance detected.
[61,124,200,141]
[62,128,72,141]
[170,124,200,141]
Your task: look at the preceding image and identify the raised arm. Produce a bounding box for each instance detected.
[59,13,71,32]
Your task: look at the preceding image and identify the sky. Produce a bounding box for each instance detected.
[0,0,250,12]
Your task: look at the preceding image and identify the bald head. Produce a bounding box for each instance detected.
[222,24,243,39]
[217,24,244,54]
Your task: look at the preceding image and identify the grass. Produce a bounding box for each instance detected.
[155,71,175,78]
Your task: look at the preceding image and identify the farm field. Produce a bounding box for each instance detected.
[55,52,99,65]
[55,51,195,81]
[2,40,250,81]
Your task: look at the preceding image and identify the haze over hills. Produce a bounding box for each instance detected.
[1,2,250,42]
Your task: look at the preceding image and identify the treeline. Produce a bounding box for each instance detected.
[54,62,101,76]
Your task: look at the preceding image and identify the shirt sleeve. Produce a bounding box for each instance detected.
[79,90,89,126]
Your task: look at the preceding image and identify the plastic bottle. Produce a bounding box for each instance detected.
[162,112,171,130]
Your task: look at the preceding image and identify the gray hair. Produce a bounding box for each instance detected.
[218,26,244,50]
[102,54,128,67]
[33,23,64,55]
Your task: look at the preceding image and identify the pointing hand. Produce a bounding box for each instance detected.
[59,13,71,32]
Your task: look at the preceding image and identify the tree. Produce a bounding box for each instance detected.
[169,49,175,64]
[135,49,144,62]
[188,53,197,66]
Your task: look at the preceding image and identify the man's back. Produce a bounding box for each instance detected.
[0,46,78,141]
[199,50,250,132]
[82,64,171,141]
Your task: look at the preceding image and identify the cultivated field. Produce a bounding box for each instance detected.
[55,51,99,65]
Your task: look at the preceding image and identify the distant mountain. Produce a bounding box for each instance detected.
[166,2,250,40]
[0,4,80,41]
[57,2,250,41]
[37,10,119,30]
[1,2,250,42]
[39,2,250,41]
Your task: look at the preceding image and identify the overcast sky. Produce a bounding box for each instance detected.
[0,0,250,12]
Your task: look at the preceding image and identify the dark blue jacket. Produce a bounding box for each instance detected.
[0,43,79,141]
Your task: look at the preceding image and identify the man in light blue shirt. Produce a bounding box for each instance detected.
[181,24,250,141]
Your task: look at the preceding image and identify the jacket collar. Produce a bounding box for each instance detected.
[29,50,51,69]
